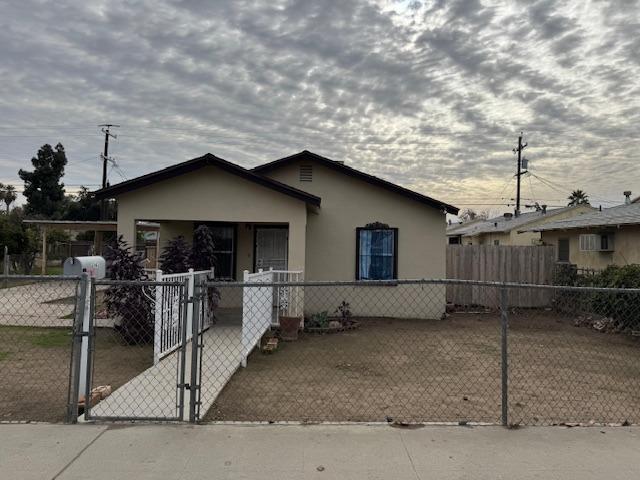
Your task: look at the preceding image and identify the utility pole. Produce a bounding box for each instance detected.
[98,124,119,219]
[513,132,528,217]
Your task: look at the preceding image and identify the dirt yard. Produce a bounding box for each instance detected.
[0,327,152,422]
[205,312,640,425]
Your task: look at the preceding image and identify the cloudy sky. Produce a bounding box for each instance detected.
[1,0,638,216]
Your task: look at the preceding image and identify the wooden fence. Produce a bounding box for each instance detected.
[446,245,557,307]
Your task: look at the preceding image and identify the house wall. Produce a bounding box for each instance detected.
[262,159,448,318]
[115,165,308,273]
[541,225,640,269]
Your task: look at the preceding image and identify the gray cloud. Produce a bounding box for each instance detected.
[0,0,638,214]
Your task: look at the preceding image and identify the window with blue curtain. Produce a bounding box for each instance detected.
[356,228,397,280]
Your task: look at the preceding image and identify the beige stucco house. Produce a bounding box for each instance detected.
[95,151,458,318]
[524,202,640,270]
[446,205,594,246]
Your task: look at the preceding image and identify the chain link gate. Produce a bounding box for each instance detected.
[80,278,191,422]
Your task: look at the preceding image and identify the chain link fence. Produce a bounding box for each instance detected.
[1,274,639,425]
[201,279,640,426]
[0,275,80,422]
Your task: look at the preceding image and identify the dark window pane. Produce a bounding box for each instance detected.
[358,229,395,280]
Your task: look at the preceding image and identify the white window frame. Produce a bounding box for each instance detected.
[579,233,614,252]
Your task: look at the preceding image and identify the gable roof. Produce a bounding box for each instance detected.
[93,153,321,206]
[253,150,458,215]
[524,203,640,232]
[447,205,593,237]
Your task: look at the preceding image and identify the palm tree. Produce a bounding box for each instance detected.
[567,189,589,206]
[3,185,16,213]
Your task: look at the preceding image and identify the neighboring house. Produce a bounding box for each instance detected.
[94,151,458,317]
[446,205,594,246]
[523,202,640,269]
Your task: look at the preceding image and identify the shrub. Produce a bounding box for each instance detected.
[190,225,220,322]
[589,265,640,332]
[307,311,329,328]
[104,236,153,344]
[335,301,352,324]
[191,225,216,271]
[159,235,191,274]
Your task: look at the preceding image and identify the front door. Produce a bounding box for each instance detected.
[255,227,288,271]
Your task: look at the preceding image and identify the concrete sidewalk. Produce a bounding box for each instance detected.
[1,424,638,480]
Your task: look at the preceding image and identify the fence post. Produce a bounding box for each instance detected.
[241,270,249,367]
[189,278,201,423]
[66,273,89,423]
[500,286,509,427]
[153,269,163,365]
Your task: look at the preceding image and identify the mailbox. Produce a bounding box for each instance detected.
[62,256,106,279]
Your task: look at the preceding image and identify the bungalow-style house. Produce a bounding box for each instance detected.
[523,201,640,269]
[94,151,458,318]
[446,205,594,246]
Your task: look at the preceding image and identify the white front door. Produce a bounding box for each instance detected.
[255,228,288,271]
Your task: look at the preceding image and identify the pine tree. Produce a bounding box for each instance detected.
[18,143,67,217]
[159,236,191,273]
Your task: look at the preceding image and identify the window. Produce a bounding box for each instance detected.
[448,236,461,245]
[579,233,614,252]
[493,240,500,246]
[558,238,570,262]
[299,164,313,182]
[356,226,398,280]
[196,223,236,279]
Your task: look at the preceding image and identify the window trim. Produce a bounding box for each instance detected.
[355,226,398,281]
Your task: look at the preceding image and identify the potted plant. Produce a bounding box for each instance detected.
[279,315,302,341]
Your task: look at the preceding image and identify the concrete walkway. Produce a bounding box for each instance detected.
[90,324,243,419]
[1,424,638,479]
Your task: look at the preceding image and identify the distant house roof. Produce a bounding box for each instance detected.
[446,205,593,237]
[523,203,640,232]
[253,150,458,215]
[22,220,160,231]
[93,153,321,207]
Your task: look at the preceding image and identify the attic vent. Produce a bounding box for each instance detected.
[299,164,313,182]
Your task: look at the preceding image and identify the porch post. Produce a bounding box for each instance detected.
[287,215,306,273]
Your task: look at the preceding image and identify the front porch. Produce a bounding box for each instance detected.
[135,221,304,279]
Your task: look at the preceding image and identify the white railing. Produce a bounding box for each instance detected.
[241,268,304,367]
[153,267,215,364]
[271,270,304,321]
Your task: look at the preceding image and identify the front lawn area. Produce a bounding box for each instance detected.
[0,326,152,422]
[205,311,640,425]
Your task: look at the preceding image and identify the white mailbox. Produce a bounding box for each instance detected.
[63,256,106,279]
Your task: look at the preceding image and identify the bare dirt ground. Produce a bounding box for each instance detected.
[205,311,640,425]
[0,327,152,422]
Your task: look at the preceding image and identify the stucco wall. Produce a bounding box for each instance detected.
[262,159,447,319]
[262,160,447,280]
[541,225,640,269]
[115,165,308,272]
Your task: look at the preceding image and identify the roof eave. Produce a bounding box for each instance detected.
[254,150,458,215]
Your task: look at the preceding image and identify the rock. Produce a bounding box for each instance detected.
[329,320,342,329]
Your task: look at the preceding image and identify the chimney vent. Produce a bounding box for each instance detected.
[541,204,547,214]
[624,191,632,205]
